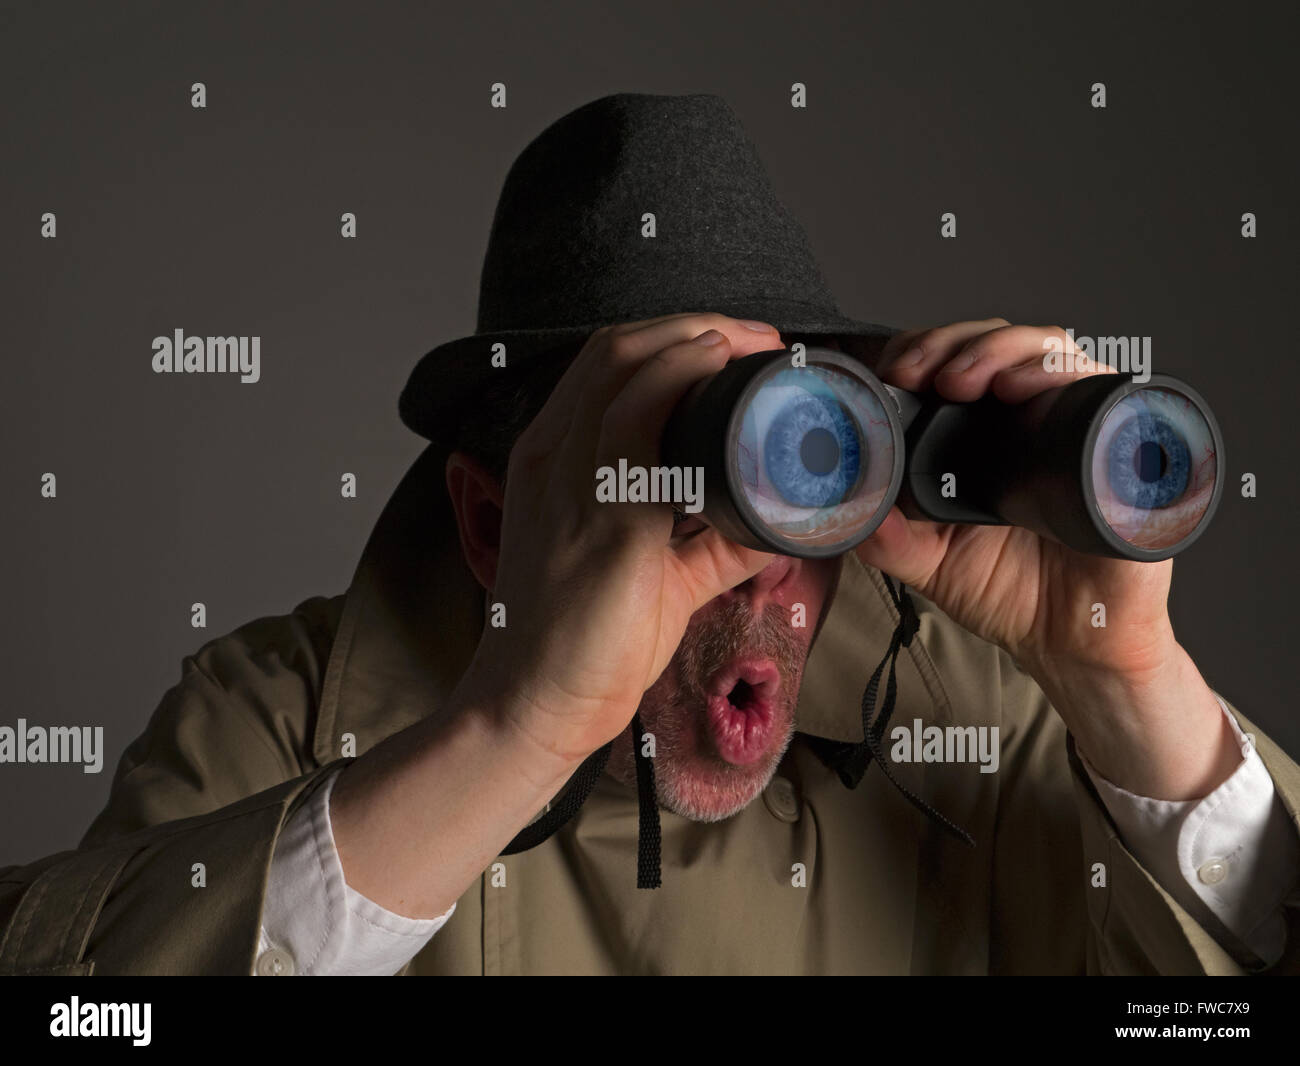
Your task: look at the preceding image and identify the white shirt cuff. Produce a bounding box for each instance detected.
[256,764,453,975]
[1080,695,1300,967]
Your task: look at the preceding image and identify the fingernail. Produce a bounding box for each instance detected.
[938,351,978,374]
[696,329,726,345]
[892,347,924,369]
[737,319,774,332]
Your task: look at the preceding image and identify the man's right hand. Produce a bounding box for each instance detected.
[330,313,787,920]
[458,313,787,772]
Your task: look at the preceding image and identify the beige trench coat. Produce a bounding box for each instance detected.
[3,443,1298,975]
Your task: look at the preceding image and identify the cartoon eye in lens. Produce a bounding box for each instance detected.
[1091,388,1218,550]
[1105,414,1190,509]
[762,392,862,507]
[734,365,896,548]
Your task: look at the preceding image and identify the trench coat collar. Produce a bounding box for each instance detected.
[312,443,940,766]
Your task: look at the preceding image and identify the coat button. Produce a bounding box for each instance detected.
[256,947,296,976]
[1197,859,1229,885]
[763,776,801,822]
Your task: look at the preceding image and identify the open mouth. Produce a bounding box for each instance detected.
[704,658,780,766]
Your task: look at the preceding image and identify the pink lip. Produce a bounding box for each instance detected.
[704,658,780,767]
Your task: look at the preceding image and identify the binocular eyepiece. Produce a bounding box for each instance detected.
[660,347,1224,561]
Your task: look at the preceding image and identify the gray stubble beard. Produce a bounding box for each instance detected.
[606,598,809,822]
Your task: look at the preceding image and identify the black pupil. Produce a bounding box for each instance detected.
[1134,441,1167,482]
[800,427,840,475]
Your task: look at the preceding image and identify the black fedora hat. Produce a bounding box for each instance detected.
[399,91,899,446]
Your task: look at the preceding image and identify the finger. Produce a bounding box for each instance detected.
[929,324,1075,402]
[594,328,737,475]
[876,318,1011,388]
[520,315,722,446]
[878,327,926,365]
[576,313,781,430]
[851,507,943,590]
[558,317,784,501]
[670,526,775,613]
[517,313,780,470]
[988,355,1118,405]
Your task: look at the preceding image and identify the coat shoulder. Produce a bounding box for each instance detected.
[80,592,349,846]
[187,592,347,702]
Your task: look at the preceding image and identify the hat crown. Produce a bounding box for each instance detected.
[399,92,896,446]
[476,92,843,331]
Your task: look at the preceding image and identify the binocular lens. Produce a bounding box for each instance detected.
[1091,386,1219,551]
[735,364,898,550]
[663,345,1224,562]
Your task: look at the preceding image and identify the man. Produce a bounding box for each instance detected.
[2,92,1297,976]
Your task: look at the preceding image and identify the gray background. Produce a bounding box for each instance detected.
[2,0,1295,864]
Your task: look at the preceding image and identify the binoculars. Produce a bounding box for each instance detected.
[661,347,1224,561]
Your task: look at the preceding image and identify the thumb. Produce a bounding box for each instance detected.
[852,507,938,590]
[671,527,774,611]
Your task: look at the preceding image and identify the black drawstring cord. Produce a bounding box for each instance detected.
[631,711,662,888]
[809,576,975,848]
[497,717,661,889]
[500,739,613,855]
[502,575,973,888]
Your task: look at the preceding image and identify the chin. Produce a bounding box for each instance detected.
[612,595,812,822]
[616,708,797,824]
[656,744,793,823]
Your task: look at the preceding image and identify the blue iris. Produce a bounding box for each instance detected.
[763,393,862,507]
[1106,414,1190,508]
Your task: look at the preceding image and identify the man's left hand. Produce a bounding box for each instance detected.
[852,319,1240,800]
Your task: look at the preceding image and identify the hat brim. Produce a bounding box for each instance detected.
[399,308,902,446]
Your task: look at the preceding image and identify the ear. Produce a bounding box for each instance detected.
[445,450,505,592]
